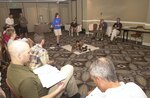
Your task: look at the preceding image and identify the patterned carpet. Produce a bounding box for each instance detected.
[1,31,150,98]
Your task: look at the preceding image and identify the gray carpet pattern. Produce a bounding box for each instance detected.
[1,31,150,98]
[44,31,150,97]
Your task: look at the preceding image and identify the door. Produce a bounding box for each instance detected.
[10,8,22,35]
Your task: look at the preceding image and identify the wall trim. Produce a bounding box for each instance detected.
[82,19,150,26]
[142,42,150,46]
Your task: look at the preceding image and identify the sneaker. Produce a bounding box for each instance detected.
[56,43,60,48]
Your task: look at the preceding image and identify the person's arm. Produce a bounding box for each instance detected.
[20,78,65,98]
[19,78,42,98]
[39,49,49,65]
[41,82,65,98]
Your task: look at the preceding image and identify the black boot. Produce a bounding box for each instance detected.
[70,93,81,98]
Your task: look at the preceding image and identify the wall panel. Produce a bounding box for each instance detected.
[23,3,38,32]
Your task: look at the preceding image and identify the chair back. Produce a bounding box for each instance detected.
[88,24,93,31]
[6,79,21,98]
[2,43,11,63]
[93,24,98,31]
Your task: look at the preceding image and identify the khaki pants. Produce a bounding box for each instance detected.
[48,65,78,98]
[110,29,120,41]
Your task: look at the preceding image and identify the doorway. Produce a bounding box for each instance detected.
[9,8,22,35]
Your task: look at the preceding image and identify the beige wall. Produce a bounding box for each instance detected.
[0,2,69,32]
[81,0,150,45]
[86,0,148,22]
[0,3,8,30]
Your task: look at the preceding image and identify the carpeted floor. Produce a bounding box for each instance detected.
[1,31,150,98]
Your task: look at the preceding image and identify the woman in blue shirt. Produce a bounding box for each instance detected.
[51,13,62,46]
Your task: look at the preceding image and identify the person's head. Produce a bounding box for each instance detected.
[116,18,120,23]
[8,40,30,65]
[6,28,16,39]
[9,13,13,18]
[55,13,59,18]
[89,57,118,92]
[34,34,45,46]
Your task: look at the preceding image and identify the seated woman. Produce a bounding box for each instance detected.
[2,24,11,45]
[70,19,78,36]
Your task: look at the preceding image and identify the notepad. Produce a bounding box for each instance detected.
[33,64,67,88]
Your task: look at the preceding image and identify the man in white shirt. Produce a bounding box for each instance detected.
[87,57,147,98]
[5,13,14,26]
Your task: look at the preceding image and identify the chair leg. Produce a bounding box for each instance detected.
[135,38,138,44]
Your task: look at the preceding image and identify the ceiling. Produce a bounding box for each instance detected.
[0,0,72,3]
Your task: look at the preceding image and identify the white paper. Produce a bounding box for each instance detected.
[86,87,103,98]
[33,64,67,88]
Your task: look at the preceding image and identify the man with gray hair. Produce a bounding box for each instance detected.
[87,57,147,98]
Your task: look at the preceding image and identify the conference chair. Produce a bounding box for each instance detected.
[6,79,21,98]
[86,23,98,37]
[130,26,143,44]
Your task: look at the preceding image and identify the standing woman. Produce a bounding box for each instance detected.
[51,13,62,47]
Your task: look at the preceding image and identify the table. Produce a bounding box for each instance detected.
[34,24,50,34]
[121,27,150,42]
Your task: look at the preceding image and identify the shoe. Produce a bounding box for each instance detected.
[56,43,60,48]
[70,93,81,98]
[91,37,95,40]
[98,39,101,41]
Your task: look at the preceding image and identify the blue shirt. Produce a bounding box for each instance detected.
[52,18,61,29]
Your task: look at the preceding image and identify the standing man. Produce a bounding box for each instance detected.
[51,13,62,47]
[19,12,28,38]
[5,13,14,26]
[87,57,147,98]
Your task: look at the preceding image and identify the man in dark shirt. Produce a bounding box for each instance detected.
[110,18,122,41]
[70,19,78,36]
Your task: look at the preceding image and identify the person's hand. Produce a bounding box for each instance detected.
[48,59,54,64]
[56,82,65,92]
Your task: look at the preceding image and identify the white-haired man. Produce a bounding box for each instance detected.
[87,57,147,98]
[7,40,80,98]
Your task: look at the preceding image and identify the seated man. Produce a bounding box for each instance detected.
[7,40,80,98]
[70,19,78,36]
[87,57,147,98]
[29,34,52,69]
[98,19,107,41]
[92,19,107,41]
[110,18,122,42]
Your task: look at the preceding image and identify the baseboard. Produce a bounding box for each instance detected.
[142,42,150,46]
